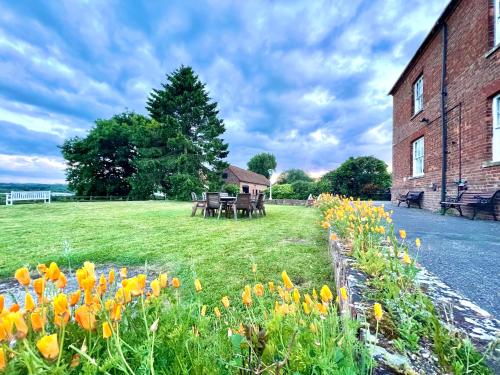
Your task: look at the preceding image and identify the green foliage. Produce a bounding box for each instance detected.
[0,183,70,194]
[322,156,391,199]
[290,181,315,200]
[267,184,294,199]
[61,112,149,196]
[222,183,239,196]
[265,181,329,200]
[277,169,312,184]
[132,65,229,200]
[247,153,277,178]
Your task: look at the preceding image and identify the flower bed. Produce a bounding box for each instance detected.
[0,261,373,373]
[317,194,493,374]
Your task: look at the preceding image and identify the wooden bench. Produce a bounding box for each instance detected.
[441,190,500,221]
[397,191,424,208]
[5,191,51,206]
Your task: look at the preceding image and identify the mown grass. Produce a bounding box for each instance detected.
[0,201,331,305]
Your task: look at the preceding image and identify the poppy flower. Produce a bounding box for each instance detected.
[14,267,30,286]
[339,287,348,302]
[137,274,146,290]
[25,293,36,312]
[9,304,20,313]
[399,229,407,240]
[172,278,180,288]
[46,262,60,282]
[37,264,47,275]
[37,334,59,360]
[0,295,4,312]
[200,305,207,317]
[12,312,28,338]
[159,273,168,288]
[320,285,333,303]
[316,303,328,315]
[281,271,293,290]
[254,283,264,297]
[292,288,300,304]
[0,347,5,370]
[33,278,45,297]
[151,279,160,297]
[111,304,122,322]
[304,294,313,306]
[268,282,275,293]
[108,268,115,284]
[373,303,383,322]
[53,294,69,316]
[302,302,311,315]
[55,273,67,289]
[102,322,112,339]
[31,310,45,331]
[214,307,221,319]
[221,296,230,309]
[194,279,202,292]
[75,305,96,331]
[403,253,411,265]
[83,262,95,279]
[242,285,252,306]
[119,267,127,278]
[415,238,421,248]
[69,290,81,307]
[54,312,70,327]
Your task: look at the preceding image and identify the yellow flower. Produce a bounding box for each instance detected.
[37,264,47,275]
[302,302,311,315]
[37,334,59,360]
[56,273,67,289]
[254,283,264,297]
[108,268,115,284]
[69,290,81,306]
[12,311,28,338]
[399,229,407,240]
[321,221,331,229]
[0,294,4,312]
[402,253,411,265]
[268,281,275,293]
[159,273,168,288]
[316,302,328,315]
[200,305,207,317]
[30,309,45,331]
[25,293,36,312]
[112,304,122,322]
[292,288,300,304]
[119,267,127,279]
[309,322,318,333]
[312,288,318,300]
[47,262,61,282]
[14,267,30,286]
[330,233,338,241]
[415,238,421,248]
[281,271,293,290]
[0,347,6,370]
[320,285,333,303]
[75,305,97,331]
[172,278,180,288]
[242,285,252,306]
[214,307,222,319]
[151,279,160,297]
[221,296,230,309]
[194,279,202,292]
[102,322,112,339]
[373,303,383,322]
[304,293,313,306]
[340,287,348,302]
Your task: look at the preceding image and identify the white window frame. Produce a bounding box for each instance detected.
[412,137,425,177]
[493,94,500,161]
[413,75,424,114]
[495,0,500,46]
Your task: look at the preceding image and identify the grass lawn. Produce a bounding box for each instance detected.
[0,201,332,305]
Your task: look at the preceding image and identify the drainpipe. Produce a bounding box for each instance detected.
[440,22,448,213]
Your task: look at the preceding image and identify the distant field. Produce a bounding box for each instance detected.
[0,201,331,304]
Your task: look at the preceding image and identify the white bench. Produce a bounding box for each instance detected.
[5,191,51,205]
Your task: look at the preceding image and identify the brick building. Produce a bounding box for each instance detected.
[390,0,500,216]
[222,165,270,195]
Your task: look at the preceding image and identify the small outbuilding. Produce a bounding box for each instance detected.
[222,165,270,195]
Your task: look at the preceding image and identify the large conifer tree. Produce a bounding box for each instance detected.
[130,66,229,200]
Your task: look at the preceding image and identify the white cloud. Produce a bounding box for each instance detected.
[0,154,66,183]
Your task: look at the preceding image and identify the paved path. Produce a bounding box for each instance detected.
[379,202,500,318]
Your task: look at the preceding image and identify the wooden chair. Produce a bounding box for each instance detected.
[191,192,206,217]
[205,192,223,219]
[252,193,266,216]
[230,193,253,220]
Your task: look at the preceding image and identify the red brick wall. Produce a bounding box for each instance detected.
[391,0,500,218]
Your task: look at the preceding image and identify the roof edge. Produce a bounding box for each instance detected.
[388,0,460,96]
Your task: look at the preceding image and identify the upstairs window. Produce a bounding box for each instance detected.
[412,137,425,176]
[413,75,424,114]
[493,94,500,161]
[496,0,500,46]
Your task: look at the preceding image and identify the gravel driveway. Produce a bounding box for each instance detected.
[377,202,500,318]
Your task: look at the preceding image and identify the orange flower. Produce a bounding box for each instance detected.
[304,293,313,306]
[194,279,202,292]
[70,354,80,368]
[46,262,60,282]
[158,273,168,288]
[53,294,69,316]
[172,278,180,288]
[98,274,107,295]
[268,281,275,293]
[111,304,122,322]
[330,233,339,241]
[31,310,45,331]
[115,287,131,305]
[14,267,30,286]
[37,264,47,275]
[151,279,160,297]
[12,312,28,338]
[242,285,252,306]
[37,334,59,360]
[126,277,143,296]
[54,312,70,327]
[254,283,264,297]
[322,221,330,229]
[108,268,115,284]
[84,289,92,306]
[56,272,67,289]
[82,276,96,292]
[316,303,328,315]
[33,278,45,297]
[214,307,221,318]
[75,305,96,331]
[0,295,4,312]
[9,304,20,313]
[75,268,87,289]
[102,322,112,339]
[292,288,300,304]
[320,285,333,303]
[83,262,95,279]
[0,347,6,370]
[281,271,293,290]
[137,274,147,290]
[69,290,81,306]
[399,229,407,240]
[25,293,36,312]
[221,296,230,309]
[119,267,127,278]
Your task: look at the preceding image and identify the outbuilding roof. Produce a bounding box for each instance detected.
[226,165,270,186]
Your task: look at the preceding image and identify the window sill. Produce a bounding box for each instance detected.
[482,160,500,168]
[411,109,423,121]
[485,44,500,59]
[408,174,425,180]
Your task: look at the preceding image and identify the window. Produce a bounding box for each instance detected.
[493,94,500,161]
[412,137,424,176]
[495,0,500,46]
[413,75,424,114]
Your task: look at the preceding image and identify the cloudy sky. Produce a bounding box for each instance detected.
[0,0,449,183]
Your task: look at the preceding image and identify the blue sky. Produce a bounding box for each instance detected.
[0,0,449,183]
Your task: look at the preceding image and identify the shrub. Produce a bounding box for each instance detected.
[221,183,239,196]
[266,184,294,199]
